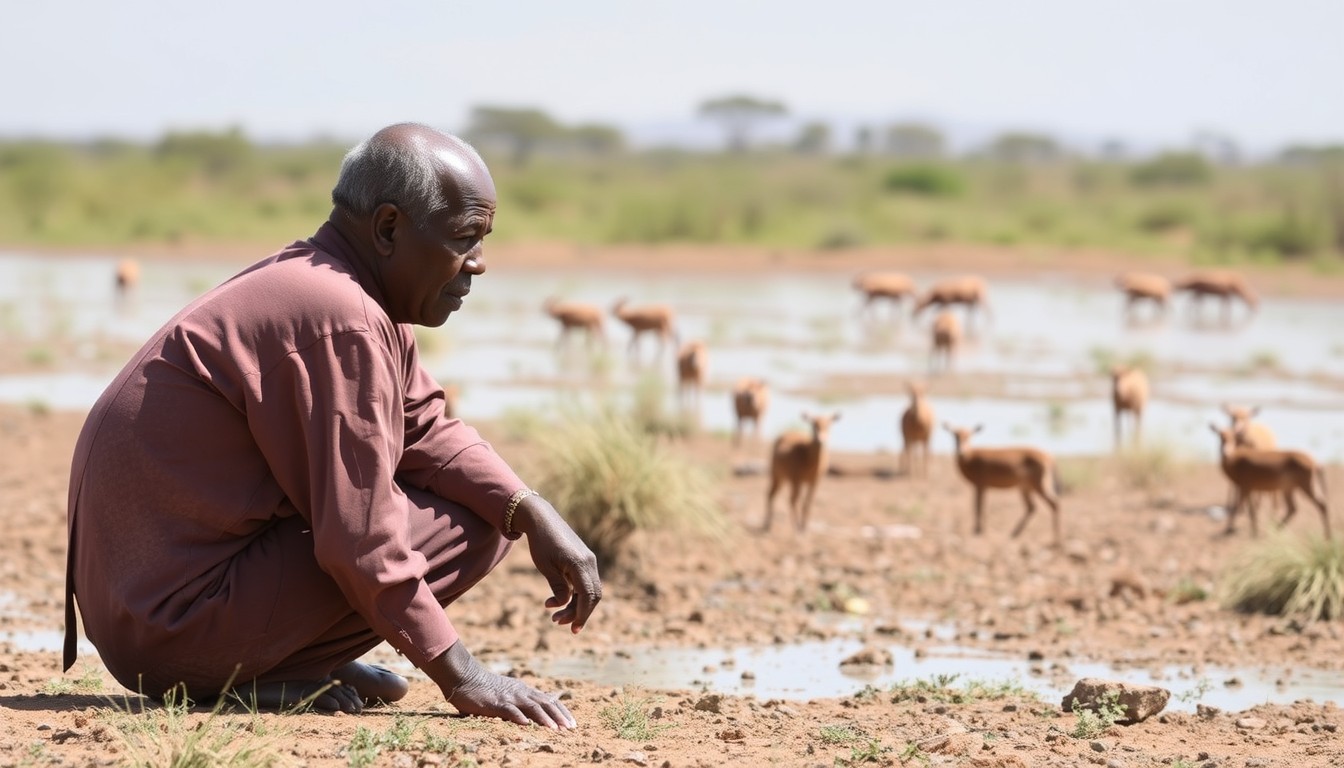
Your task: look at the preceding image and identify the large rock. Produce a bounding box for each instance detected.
[1060,678,1170,724]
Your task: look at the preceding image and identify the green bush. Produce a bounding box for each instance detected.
[881,164,965,197]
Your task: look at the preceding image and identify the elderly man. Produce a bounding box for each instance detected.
[63,123,600,729]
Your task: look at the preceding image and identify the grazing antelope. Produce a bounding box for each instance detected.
[1114,272,1170,322]
[1209,424,1330,539]
[764,411,841,533]
[912,275,991,329]
[542,297,606,350]
[676,340,708,413]
[899,381,935,478]
[929,310,960,374]
[853,271,916,320]
[731,377,770,447]
[1174,271,1258,323]
[943,423,1062,544]
[611,298,678,363]
[1111,366,1149,449]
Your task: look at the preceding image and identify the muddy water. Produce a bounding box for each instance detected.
[2,253,1342,459]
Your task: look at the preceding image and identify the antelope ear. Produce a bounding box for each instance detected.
[1208,422,1220,433]
[831,411,842,422]
[940,421,953,432]
[973,424,985,434]
[800,410,812,421]
[1250,406,1262,417]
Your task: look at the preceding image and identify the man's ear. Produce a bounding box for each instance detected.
[372,203,401,257]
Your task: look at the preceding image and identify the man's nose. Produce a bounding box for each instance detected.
[464,248,486,275]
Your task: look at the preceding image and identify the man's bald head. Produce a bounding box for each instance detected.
[331,123,491,225]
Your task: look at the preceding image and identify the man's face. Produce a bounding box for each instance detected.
[383,163,496,327]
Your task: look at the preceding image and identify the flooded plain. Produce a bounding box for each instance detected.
[3,251,1342,460]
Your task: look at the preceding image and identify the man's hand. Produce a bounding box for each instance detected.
[512,494,602,633]
[425,642,576,728]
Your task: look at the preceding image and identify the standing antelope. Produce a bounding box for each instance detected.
[1174,271,1258,324]
[929,310,960,374]
[676,340,708,413]
[731,377,770,447]
[1115,272,1170,323]
[764,411,842,533]
[1111,366,1149,449]
[1209,424,1330,539]
[853,271,917,321]
[542,297,606,351]
[899,381,935,478]
[611,298,678,363]
[943,423,1062,545]
[912,275,991,330]
[1221,403,1278,514]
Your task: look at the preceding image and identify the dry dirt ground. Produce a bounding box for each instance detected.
[2,242,1343,767]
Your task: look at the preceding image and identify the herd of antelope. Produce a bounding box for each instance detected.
[534,265,1330,545]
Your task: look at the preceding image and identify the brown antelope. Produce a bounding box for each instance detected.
[943,423,1062,544]
[1209,424,1330,539]
[1115,272,1170,322]
[114,258,141,308]
[1175,271,1258,323]
[676,340,708,412]
[1221,403,1278,513]
[731,377,770,447]
[929,310,960,374]
[1111,366,1149,449]
[764,411,841,533]
[899,381,934,478]
[443,383,461,420]
[853,271,916,319]
[912,275,991,329]
[542,297,606,350]
[611,298,678,362]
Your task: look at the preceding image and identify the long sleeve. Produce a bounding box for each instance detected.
[248,328,458,666]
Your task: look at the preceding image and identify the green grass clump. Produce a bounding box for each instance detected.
[344,715,458,768]
[1070,691,1127,738]
[1220,534,1344,620]
[530,403,728,570]
[889,674,1034,705]
[597,692,672,740]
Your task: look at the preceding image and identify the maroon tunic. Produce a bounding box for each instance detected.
[65,223,526,695]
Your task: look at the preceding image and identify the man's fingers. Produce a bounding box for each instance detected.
[543,572,573,610]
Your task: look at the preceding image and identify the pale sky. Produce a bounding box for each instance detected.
[5,0,1341,153]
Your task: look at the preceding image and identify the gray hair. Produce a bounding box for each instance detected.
[330,124,449,223]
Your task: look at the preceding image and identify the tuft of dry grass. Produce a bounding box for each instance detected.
[529,402,728,571]
[1220,533,1344,621]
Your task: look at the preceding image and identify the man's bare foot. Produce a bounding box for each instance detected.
[229,662,408,714]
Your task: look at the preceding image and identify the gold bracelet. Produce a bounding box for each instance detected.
[504,488,539,536]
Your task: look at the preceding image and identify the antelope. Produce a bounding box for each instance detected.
[731,377,770,447]
[611,298,678,363]
[443,383,461,420]
[853,271,916,320]
[1174,271,1258,323]
[899,381,934,478]
[114,258,140,309]
[1208,424,1330,539]
[1111,366,1149,449]
[676,340,708,412]
[1222,403,1278,514]
[1114,272,1170,322]
[542,297,606,350]
[943,423,1062,544]
[764,411,841,533]
[929,310,960,374]
[912,275,991,329]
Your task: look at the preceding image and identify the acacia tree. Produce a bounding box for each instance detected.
[464,106,562,166]
[884,122,945,159]
[697,95,788,153]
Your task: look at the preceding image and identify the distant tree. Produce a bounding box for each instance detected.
[567,123,627,155]
[1278,144,1344,168]
[853,126,875,155]
[1130,152,1212,186]
[793,121,832,155]
[697,95,788,152]
[464,106,563,166]
[154,126,254,179]
[883,122,945,159]
[982,132,1062,165]
[1098,139,1129,162]
[1191,130,1241,166]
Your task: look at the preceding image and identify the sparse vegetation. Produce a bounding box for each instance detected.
[890,674,1034,705]
[1117,440,1180,492]
[598,691,672,740]
[1221,533,1344,620]
[344,715,458,768]
[41,665,103,695]
[1070,690,1127,738]
[529,401,727,570]
[100,684,294,768]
